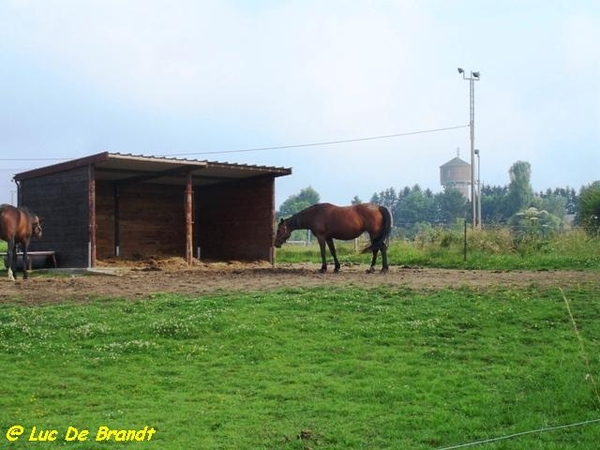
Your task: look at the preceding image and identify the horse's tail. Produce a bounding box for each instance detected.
[362,206,393,253]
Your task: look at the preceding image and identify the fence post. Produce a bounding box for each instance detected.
[463,219,468,262]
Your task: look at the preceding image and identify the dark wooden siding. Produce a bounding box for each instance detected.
[96,181,186,259]
[196,177,275,261]
[19,166,91,267]
[19,167,278,267]
[95,181,116,260]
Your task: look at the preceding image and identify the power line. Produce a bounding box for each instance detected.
[0,124,468,162]
[162,124,469,157]
[0,157,69,162]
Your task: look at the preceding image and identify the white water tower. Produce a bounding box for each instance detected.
[440,149,471,199]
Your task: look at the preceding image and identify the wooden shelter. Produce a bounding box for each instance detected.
[14,152,291,268]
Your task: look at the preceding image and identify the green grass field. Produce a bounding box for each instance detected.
[2,284,600,449]
[276,228,600,271]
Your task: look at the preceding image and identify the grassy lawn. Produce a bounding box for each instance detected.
[2,285,600,449]
[276,228,600,270]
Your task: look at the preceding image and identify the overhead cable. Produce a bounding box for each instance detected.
[163,124,469,157]
[0,124,469,162]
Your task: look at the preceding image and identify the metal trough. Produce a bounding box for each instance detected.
[1,251,57,270]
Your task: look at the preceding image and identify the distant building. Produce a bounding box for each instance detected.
[440,151,471,199]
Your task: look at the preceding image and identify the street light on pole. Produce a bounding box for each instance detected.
[457,67,480,228]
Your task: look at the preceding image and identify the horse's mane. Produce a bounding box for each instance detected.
[18,206,38,218]
[2,205,39,219]
[295,203,325,214]
[288,203,330,228]
[294,203,335,217]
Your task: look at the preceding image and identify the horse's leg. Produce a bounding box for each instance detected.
[22,243,29,280]
[367,248,379,274]
[317,238,328,273]
[381,244,389,273]
[326,239,341,273]
[6,238,15,281]
[12,243,19,279]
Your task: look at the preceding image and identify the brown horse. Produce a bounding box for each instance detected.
[0,204,43,281]
[274,203,392,273]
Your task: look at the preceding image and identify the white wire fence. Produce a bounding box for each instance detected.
[434,288,600,449]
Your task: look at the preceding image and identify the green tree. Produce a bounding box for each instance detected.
[372,185,465,229]
[481,185,508,223]
[278,186,320,219]
[537,192,567,222]
[544,187,578,215]
[505,161,534,218]
[577,181,600,236]
[435,187,467,224]
[371,187,399,215]
[397,185,436,227]
[563,187,579,215]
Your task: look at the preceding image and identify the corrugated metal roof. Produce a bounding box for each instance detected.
[14,152,292,186]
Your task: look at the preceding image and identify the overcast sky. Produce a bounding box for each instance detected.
[1,0,598,208]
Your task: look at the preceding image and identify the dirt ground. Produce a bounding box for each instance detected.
[1,257,598,305]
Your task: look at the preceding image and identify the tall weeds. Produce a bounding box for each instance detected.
[277,227,600,270]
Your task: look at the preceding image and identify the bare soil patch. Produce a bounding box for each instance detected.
[1,257,598,305]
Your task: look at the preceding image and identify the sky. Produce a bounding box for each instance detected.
[1,0,599,208]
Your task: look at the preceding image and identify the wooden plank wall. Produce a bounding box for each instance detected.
[196,177,275,262]
[19,166,91,267]
[20,172,276,266]
[95,180,115,259]
[96,181,185,259]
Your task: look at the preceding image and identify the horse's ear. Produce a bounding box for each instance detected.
[279,218,284,224]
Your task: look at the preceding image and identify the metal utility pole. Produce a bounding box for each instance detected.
[475,148,481,227]
[458,67,480,229]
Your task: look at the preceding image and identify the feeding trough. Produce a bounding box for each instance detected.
[1,251,57,270]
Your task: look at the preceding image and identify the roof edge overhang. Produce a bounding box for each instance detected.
[14,152,292,183]
[14,152,111,181]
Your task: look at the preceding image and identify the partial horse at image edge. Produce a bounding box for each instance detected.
[0,204,43,281]
[274,203,392,273]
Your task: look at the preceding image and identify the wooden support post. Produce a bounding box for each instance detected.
[185,172,194,266]
[114,183,120,256]
[88,165,97,268]
[269,178,275,266]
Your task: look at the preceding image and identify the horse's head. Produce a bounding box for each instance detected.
[31,216,43,239]
[274,218,291,248]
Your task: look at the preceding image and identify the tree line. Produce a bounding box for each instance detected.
[278,161,600,237]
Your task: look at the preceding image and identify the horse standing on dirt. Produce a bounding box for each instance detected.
[0,204,43,281]
[274,203,393,273]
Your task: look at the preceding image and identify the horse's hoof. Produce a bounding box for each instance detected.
[318,268,327,274]
[381,268,389,274]
[366,267,375,274]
